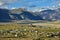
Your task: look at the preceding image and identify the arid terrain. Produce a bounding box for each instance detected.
[0,21,60,40]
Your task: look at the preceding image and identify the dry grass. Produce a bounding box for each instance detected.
[0,21,60,40]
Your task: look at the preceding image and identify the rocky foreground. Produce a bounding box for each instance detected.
[0,24,60,40]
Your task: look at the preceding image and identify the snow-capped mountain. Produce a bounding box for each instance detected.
[0,8,60,22]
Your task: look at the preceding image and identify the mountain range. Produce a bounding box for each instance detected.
[0,8,60,22]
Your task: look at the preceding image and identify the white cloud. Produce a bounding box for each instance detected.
[0,0,21,8]
[0,6,8,9]
[59,3,60,6]
[0,0,60,9]
[0,2,4,6]
[11,7,17,9]
[0,0,21,6]
[0,0,19,3]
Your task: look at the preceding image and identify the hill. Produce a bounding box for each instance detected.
[0,8,60,22]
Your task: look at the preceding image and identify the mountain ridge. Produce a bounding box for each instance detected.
[0,8,60,22]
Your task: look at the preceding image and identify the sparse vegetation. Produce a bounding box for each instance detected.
[0,23,60,40]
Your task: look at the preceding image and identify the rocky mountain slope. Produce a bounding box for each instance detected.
[0,8,60,22]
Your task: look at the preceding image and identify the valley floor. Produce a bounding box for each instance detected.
[0,20,60,40]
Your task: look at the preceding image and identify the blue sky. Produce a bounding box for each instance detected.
[0,0,60,10]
